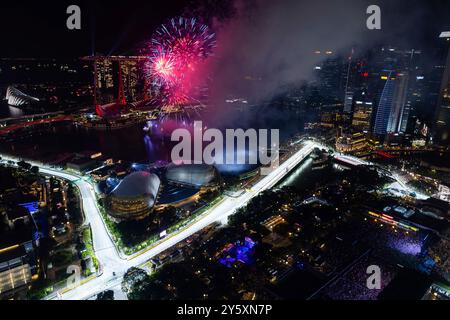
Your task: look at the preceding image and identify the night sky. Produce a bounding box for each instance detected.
[0,0,234,57]
[0,0,449,58]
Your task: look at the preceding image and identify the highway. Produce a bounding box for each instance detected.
[1,140,318,300]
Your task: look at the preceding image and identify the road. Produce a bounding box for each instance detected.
[3,140,425,300]
[1,140,318,300]
[334,152,429,199]
[0,156,128,298]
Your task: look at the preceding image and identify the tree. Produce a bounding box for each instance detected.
[17,161,32,171]
[130,280,167,300]
[121,267,150,297]
[96,290,115,300]
[67,184,82,224]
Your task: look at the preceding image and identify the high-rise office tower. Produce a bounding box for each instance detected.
[317,57,346,101]
[343,49,355,114]
[434,31,450,146]
[373,70,410,136]
[373,71,396,135]
[398,49,426,134]
[343,91,354,114]
[387,71,409,133]
[352,89,374,133]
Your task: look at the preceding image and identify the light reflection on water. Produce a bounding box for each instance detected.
[1,106,306,168]
[0,101,24,119]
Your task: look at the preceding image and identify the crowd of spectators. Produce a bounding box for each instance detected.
[322,254,398,300]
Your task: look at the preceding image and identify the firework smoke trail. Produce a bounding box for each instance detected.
[146,17,216,106]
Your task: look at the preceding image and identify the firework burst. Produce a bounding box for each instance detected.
[148,48,177,86]
[146,17,216,105]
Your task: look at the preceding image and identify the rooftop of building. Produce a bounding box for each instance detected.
[111,171,160,198]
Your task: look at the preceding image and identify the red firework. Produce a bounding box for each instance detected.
[146,17,216,105]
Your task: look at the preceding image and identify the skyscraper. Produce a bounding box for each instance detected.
[343,48,355,114]
[399,49,425,134]
[94,57,114,105]
[434,31,450,146]
[373,72,396,135]
[387,71,409,133]
[398,98,413,133]
[373,71,410,136]
[120,60,140,102]
[352,90,374,133]
[317,56,346,101]
[343,91,354,114]
[82,56,147,106]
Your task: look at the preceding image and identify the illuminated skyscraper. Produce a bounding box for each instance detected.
[343,91,354,114]
[343,48,356,114]
[352,90,374,133]
[120,60,140,102]
[82,56,147,106]
[387,71,409,133]
[434,32,450,146]
[94,58,114,104]
[373,72,396,135]
[399,49,424,134]
[373,71,409,136]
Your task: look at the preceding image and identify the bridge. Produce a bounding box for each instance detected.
[0,115,73,136]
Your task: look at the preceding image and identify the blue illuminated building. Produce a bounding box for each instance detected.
[19,202,39,215]
[219,237,256,268]
[373,72,396,135]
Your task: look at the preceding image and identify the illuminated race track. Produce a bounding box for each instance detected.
[0,156,128,298]
[1,140,318,300]
[333,152,429,200]
[2,140,425,300]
